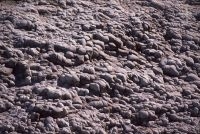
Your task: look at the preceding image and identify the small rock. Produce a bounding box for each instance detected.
[168,114,183,122]
[77,38,86,46]
[116,73,127,82]
[83,66,95,74]
[15,19,36,31]
[65,51,74,58]
[93,40,105,50]
[56,119,69,128]
[77,47,86,55]
[58,0,67,8]
[100,73,114,83]
[139,74,151,87]
[76,88,89,96]
[162,65,179,77]
[0,67,13,76]
[75,55,85,65]
[89,83,100,95]
[89,100,108,108]
[93,33,109,43]
[33,104,67,118]
[165,28,182,40]
[44,116,59,132]
[54,43,77,53]
[138,110,149,120]
[183,56,194,66]
[0,100,13,112]
[185,73,200,82]
[47,52,73,67]
[80,73,91,85]
[58,72,80,87]
[60,127,71,134]
[27,48,39,56]
[149,0,166,10]
[106,33,123,48]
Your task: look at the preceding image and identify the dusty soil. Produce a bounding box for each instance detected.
[0,0,200,133]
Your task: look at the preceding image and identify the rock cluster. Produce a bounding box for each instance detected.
[0,0,200,133]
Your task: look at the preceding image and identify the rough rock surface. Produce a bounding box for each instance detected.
[0,0,200,133]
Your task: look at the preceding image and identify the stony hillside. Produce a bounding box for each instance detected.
[0,0,200,133]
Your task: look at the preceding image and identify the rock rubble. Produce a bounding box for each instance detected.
[0,0,200,133]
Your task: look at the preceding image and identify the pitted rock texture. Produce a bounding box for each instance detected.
[0,0,200,133]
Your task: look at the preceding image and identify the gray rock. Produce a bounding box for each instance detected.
[33,104,67,118]
[60,127,71,134]
[183,56,194,66]
[89,100,108,108]
[0,67,13,76]
[34,86,62,99]
[100,73,114,83]
[144,49,163,58]
[168,114,183,122]
[58,72,80,87]
[54,43,77,53]
[93,33,109,43]
[165,28,182,40]
[27,48,39,56]
[65,51,74,58]
[58,0,67,8]
[47,52,73,67]
[139,74,151,87]
[185,73,200,82]
[162,65,179,77]
[15,19,36,31]
[77,47,86,55]
[93,40,105,50]
[82,24,96,31]
[77,38,86,45]
[83,66,95,74]
[138,110,149,120]
[149,0,166,10]
[105,33,123,48]
[128,54,140,62]
[17,37,46,48]
[56,119,69,128]
[33,86,72,100]
[0,100,13,112]
[89,83,100,95]
[44,116,59,132]
[75,55,85,65]
[80,73,91,85]
[76,88,89,96]
[116,73,127,82]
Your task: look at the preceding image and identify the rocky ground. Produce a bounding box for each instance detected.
[0,0,200,133]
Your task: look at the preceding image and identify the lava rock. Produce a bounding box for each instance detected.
[0,67,13,76]
[89,83,100,95]
[47,52,73,67]
[162,65,179,77]
[93,33,109,43]
[15,19,36,31]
